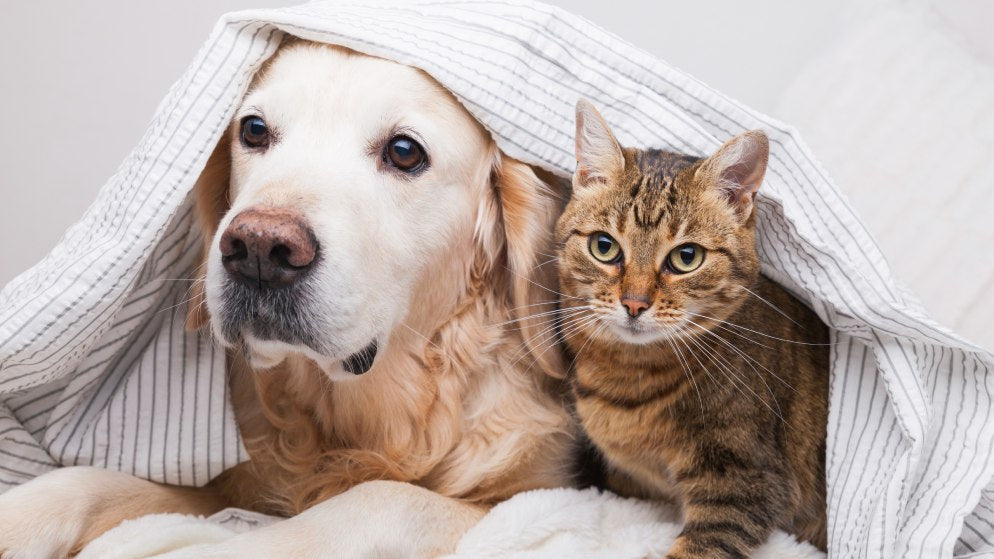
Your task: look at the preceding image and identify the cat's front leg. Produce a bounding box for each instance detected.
[665,455,788,559]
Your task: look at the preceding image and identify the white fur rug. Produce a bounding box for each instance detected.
[79,488,823,559]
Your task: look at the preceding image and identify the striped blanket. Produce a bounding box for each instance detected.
[1,2,992,557]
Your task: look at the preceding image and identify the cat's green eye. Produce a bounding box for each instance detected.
[588,233,622,264]
[667,244,705,273]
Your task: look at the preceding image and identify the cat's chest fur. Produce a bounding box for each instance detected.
[573,359,690,499]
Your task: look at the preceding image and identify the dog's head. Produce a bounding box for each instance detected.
[188,43,561,381]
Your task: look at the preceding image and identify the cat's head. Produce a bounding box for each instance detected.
[555,100,769,346]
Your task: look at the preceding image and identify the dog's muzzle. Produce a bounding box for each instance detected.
[215,207,379,375]
[216,206,324,350]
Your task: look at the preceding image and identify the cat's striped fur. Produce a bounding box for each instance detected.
[558,101,829,557]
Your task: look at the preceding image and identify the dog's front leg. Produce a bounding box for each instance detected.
[156,480,487,559]
[0,466,226,559]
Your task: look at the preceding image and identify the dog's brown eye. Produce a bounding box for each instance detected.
[240,116,269,148]
[386,135,427,173]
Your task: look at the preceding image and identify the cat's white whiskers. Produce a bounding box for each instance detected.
[565,327,605,382]
[490,305,591,330]
[508,311,596,364]
[702,338,783,421]
[497,308,592,344]
[681,330,785,422]
[687,319,798,394]
[503,314,586,337]
[506,300,562,313]
[661,324,705,418]
[672,337,713,423]
[680,317,775,350]
[552,314,603,346]
[711,323,774,350]
[513,314,601,370]
[682,310,830,346]
[509,318,578,362]
[503,266,587,301]
[680,333,744,402]
[529,256,559,270]
[738,285,802,327]
[567,318,608,378]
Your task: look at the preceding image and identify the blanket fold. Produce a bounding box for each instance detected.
[1,1,992,557]
[79,489,825,559]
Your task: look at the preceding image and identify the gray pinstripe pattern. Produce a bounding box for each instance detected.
[0,2,991,557]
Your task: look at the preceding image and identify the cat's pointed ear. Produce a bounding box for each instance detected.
[574,99,624,189]
[696,130,769,220]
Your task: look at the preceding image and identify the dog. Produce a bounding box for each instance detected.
[0,42,576,558]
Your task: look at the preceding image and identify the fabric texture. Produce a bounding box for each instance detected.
[442,488,824,559]
[0,1,991,557]
[79,488,824,559]
[78,508,277,559]
[775,5,994,555]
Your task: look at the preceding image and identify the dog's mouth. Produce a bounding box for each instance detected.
[239,331,382,381]
[216,280,383,378]
[343,340,378,375]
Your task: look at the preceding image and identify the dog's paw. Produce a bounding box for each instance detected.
[0,536,78,559]
[0,468,102,559]
[0,512,83,558]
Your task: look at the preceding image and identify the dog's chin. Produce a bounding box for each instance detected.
[208,279,386,380]
[241,333,380,382]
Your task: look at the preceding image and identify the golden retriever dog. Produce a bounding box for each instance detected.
[0,42,575,558]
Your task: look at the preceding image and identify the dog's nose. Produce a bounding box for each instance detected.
[621,295,650,318]
[219,207,318,289]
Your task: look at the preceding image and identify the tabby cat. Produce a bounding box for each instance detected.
[558,100,829,558]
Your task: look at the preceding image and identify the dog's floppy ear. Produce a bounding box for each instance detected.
[185,133,231,331]
[482,148,567,379]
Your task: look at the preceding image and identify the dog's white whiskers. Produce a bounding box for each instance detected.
[400,322,442,352]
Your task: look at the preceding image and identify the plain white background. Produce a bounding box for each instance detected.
[1,0,992,347]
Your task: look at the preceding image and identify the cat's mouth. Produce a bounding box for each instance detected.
[610,317,683,345]
[612,319,668,344]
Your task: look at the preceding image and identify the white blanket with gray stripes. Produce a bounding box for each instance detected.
[1,1,992,557]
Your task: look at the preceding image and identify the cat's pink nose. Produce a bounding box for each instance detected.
[621,296,650,318]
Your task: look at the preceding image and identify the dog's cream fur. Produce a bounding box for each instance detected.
[0,43,574,558]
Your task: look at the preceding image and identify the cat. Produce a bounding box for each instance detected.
[557,100,829,558]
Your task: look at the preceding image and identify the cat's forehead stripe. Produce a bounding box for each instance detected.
[626,149,700,232]
[633,149,700,175]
